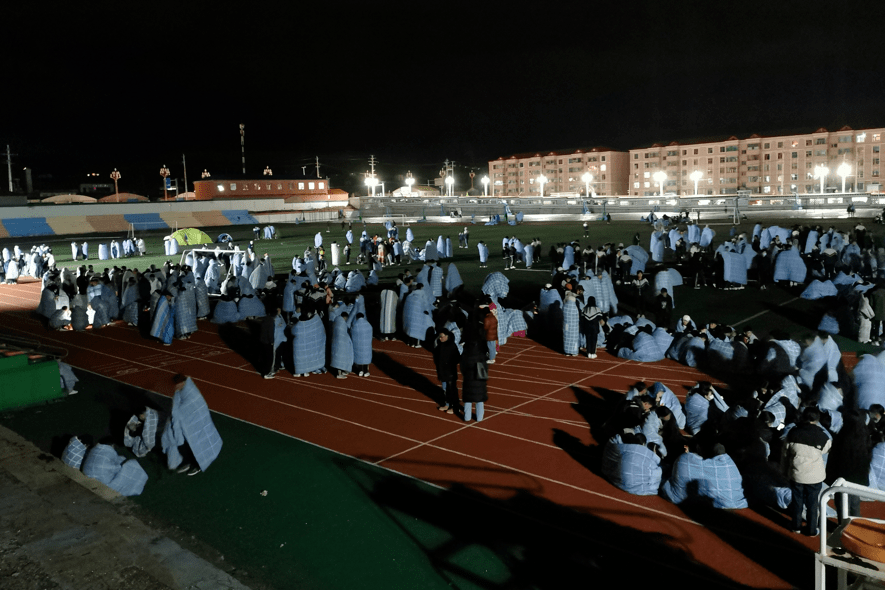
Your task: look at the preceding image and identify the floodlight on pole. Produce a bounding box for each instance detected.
[445,175,454,197]
[653,170,667,197]
[538,174,548,198]
[365,175,378,197]
[814,165,829,194]
[159,165,170,200]
[110,168,121,201]
[405,171,415,196]
[481,175,489,197]
[690,170,703,195]
[837,162,851,194]
[581,172,593,198]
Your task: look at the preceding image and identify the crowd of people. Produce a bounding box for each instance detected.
[11,214,885,535]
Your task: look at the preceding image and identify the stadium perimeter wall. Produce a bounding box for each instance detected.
[0,198,348,238]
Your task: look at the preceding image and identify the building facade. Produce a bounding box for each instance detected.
[193,177,349,210]
[488,147,629,198]
[628,126,884,196]
[490,126,884,198]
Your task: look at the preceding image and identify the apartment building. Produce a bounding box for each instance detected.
[628,126,884,197]
[488,147,629,198]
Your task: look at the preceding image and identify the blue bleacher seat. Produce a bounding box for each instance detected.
[2,217,55,237]
[123,213,168,231]
[222,210,259,225]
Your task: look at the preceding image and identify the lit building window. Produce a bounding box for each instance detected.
[309,182,315,189]
[298,182,305,190]
[230,183,237,190]
[319,182,325,189]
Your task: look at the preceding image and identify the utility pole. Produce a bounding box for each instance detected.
[6,145,17,193]
[182,154,189,199]
[315,156,321,178]
[239,123,246,175]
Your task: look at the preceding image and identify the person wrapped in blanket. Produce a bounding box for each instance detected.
[160,374,223,476]
[602,432,663,496]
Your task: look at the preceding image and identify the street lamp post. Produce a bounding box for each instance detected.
[481,175,489,197]
[653,171,667,197]
[582,172,593,199]
[159,165,170,200]
[110,168,121,201]
[405,171,415,197]
[263,166,273,176]
[538,174,548,198]
[690,170,703,196]
[814,165,829,194]
[837,162,851,193]
[201,169,211,179]
[445,175,454,198]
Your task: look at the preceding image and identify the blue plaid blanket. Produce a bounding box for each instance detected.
[650,231,665,262]
[700,226,715,248]
[212,299,239,324]
[82,444,125,485]
[617,332,664,362]
[870,443,885,491]
[150,296,174,344]
[403,292,433,340]
[62,436,88,470]
[330,317,354,371]
[345,271,366,293]
[445,263,463,293]
[801,279,837,300]
[562,299,580,355]
[482,272,510,300]
[293,315,326,374]
[602,436,662,496]
[699,454,748,509]
[124,408,159,457]
[351,317,373,365]
[722,251,747,284]
[625,246,649,274]
[661,452,704,504]
[854,355,885,410]
[430,265,443,298]
[169,378,223,472]
[773,248,807,283]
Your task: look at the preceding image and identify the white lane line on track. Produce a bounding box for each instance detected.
[373,360,633,466]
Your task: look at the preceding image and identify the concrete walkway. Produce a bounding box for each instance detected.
[0,425,250,590]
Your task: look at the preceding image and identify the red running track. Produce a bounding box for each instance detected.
[1,279,841,588]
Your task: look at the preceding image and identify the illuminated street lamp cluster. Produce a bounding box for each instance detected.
[159,165,170,200]
[814,165,829,194]
[110,168,121,200]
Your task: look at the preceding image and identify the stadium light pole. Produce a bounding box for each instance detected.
[159,165,170,200]
[405,172,415,196]
[814,165,829,194]
[690,170,703,196]
[653,170,667,197]
[837,162,851,193]
[263,166,273,176]
[445,175,454,197]
[481,175,489,197]
[110,168,121,201]
[538,174,548,198]
[201,169,211,178]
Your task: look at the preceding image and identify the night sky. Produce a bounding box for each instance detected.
[5,0,884,195]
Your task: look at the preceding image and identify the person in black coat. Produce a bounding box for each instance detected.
[461,338,489,422]
[434,328,460,414]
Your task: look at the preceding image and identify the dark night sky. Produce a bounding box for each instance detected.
[4,0,884,195]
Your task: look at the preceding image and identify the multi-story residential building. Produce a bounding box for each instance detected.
[628,126,884,197]
[488,147,629,198]
[490,126,883,198]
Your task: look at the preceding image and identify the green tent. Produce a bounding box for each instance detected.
[170,227,213,246]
